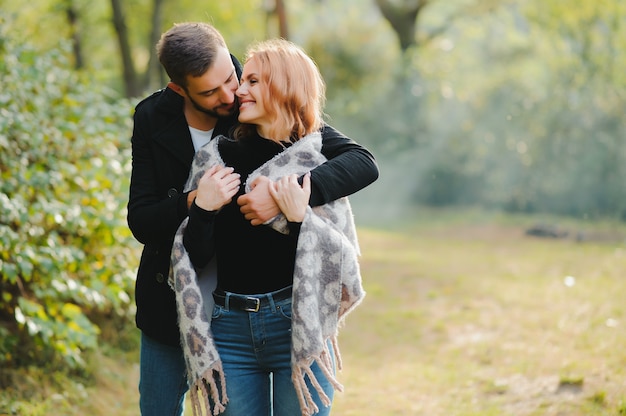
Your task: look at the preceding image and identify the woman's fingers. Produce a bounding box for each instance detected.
[269,173,311,222]
[195,165,241,211]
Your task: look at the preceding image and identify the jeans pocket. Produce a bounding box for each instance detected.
[277,301,292,321]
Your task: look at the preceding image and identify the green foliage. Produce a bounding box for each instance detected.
[0,20,137,370]
[330,1,626,221]
[2,0,625,229]
[159,0,265,60]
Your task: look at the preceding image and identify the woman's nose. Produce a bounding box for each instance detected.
[236,84,247,97]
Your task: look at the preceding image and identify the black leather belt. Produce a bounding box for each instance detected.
[213,286,292,312]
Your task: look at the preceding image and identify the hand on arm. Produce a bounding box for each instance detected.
[268,173,311,223]
[194,165,241,211]
[237,176,281,225]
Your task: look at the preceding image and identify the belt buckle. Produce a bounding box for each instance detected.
[244,297,260,312]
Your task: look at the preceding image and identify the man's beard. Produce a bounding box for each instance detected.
[188,94,238,119]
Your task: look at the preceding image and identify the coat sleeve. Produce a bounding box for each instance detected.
[308,124,379,207]
[182,202,218,270]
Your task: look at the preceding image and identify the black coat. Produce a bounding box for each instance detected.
[128,70,379,347]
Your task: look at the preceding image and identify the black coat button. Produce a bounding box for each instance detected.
[167,188,178,197]
[156,273,165,283]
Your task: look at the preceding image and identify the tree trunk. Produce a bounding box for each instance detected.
[64,0,84,70]
[265,0,289,39]
[374,0,427,52]
[110,0,140,97]
[275,0,289,39]
[143,0,166,92]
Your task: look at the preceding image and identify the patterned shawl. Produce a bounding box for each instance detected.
[169,132,364,416]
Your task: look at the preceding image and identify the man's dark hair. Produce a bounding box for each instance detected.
[157,22,227,88]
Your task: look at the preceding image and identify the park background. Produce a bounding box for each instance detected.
[1,0,626,415]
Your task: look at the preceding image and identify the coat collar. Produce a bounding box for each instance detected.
[151,87,195,167]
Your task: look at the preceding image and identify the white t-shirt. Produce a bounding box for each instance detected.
[189,126,218,315]
[189,126,214,153]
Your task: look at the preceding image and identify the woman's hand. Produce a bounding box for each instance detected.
[269,173,311,223]
[194,165,241,211]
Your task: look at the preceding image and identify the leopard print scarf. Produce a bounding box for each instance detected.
[169,132,364,416]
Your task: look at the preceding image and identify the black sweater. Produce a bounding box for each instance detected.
[183,134,303,294]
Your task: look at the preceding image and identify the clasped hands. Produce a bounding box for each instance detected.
[192,165,311,224]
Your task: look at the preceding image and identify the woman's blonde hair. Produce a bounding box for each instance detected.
[234,39,326,142]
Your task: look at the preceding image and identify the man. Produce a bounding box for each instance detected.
[127,22,378,415]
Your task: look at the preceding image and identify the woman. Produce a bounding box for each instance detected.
[170,39,364,416]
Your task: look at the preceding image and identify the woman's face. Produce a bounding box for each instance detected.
[236,57,270,135]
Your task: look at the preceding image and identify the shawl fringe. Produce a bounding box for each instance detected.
[189,364,228,416]
[291,334,345,416]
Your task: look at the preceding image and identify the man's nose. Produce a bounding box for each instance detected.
[220,85,235,103]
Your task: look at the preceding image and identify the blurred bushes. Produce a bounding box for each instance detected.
[0,21,137,371]
[345,71,626,220]
[325,4,626,221]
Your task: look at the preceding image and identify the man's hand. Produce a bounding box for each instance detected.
[269,173,311,223]
[195,165,240,211]
[237,176,280,226]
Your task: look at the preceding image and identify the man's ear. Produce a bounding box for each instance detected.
[168,81,186,97]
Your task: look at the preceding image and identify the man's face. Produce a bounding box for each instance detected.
[182,46,239,119]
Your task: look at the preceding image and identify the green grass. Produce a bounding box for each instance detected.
[3,210,626,415]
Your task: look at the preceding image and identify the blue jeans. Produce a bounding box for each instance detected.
[139,332,188,416]
[211,290,334,416]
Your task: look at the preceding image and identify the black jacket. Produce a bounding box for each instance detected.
[128,75,378,347]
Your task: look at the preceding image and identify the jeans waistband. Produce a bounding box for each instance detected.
[213,286,292,312]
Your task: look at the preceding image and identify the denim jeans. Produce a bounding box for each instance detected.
[139,332,188,416]
[211,290,334,416]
